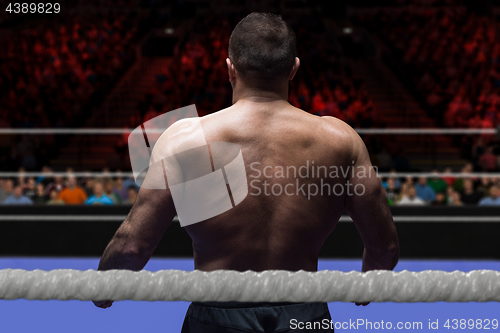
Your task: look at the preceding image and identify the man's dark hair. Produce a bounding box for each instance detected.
[228,12,297,86]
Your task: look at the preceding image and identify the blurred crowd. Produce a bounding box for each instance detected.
[357,9,500,131]
[2,163,500,206]
[383,163,500,206]
[0,167,139,206]
[128,11,376,130]
[0,11,142,171]
[288,14,375,128]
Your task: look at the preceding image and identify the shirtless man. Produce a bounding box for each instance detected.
[93,12,399,333]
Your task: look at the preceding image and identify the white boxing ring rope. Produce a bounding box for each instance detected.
[0,269,500,302]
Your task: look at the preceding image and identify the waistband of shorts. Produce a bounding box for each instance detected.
[192,301,306,308]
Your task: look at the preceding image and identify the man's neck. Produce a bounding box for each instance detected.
[232,97,291,111]
[231,82,289,104]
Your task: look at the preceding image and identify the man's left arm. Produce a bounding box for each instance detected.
[93,185,176,308]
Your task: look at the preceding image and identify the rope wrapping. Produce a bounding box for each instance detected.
[0,269,499,302]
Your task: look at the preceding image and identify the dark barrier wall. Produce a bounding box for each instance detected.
[0,206,499,259]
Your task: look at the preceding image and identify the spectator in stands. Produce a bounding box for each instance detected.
[32,183,48,205]
[427,170,448,195]
[83,178,95,197]
[384,178,400,204]
[36,166,54,187]
[0,180,6,203]
[460,179,483,205]
[113,178,129,203]
[123,186,138,205]
[478,185,500,206]
[441,167,456,187]
[0,179,14,202]
[386,170,402,189]
[23,178,37,202]
[404,175,414,187]
[449,191,464,206]
[101,168,112,180]
[59,176,87,205]
[432,192,447,206]
[104,179,121,204]
[478,147,498,171]
[2,184,33,205]
[46,189,65,205]
[2,179,14,202]
[415,177,436,203]
[122,176,139,192]
[398,185,425,205]
[45,176,66,196]
[452,163,474,193]
[17,168,26,189]
[85,181,114,205]
[477,177,492,197]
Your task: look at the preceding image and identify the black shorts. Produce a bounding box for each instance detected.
[181,301,334,333]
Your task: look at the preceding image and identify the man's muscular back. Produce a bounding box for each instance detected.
[176,100,391,272]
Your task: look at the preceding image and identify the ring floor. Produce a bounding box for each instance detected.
[0,258,499,333]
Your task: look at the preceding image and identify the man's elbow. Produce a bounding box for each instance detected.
[120,240,155,260]
[366,239,399,270]
[110,232,152,260]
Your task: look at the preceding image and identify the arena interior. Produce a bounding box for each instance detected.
[1,0,500,332]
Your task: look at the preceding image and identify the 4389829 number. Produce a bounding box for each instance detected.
[6,3,60,14]
[444,319,499,330]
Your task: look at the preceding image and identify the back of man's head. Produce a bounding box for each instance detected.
[228,12,296,87]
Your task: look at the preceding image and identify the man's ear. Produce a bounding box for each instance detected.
[226,58,236,83]
[288,57,300,81]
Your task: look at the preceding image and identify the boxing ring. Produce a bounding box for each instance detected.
[1,127,500,332]
[1,259,500,332]
[2,266,500,302]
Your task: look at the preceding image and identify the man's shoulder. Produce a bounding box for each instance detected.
[320,116,366,160]
[152,117,207,161]
[320,116,359,141]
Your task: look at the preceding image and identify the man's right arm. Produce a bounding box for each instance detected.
[343,128,399,273]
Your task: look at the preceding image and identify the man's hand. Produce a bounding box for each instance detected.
[93,300,114,309]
